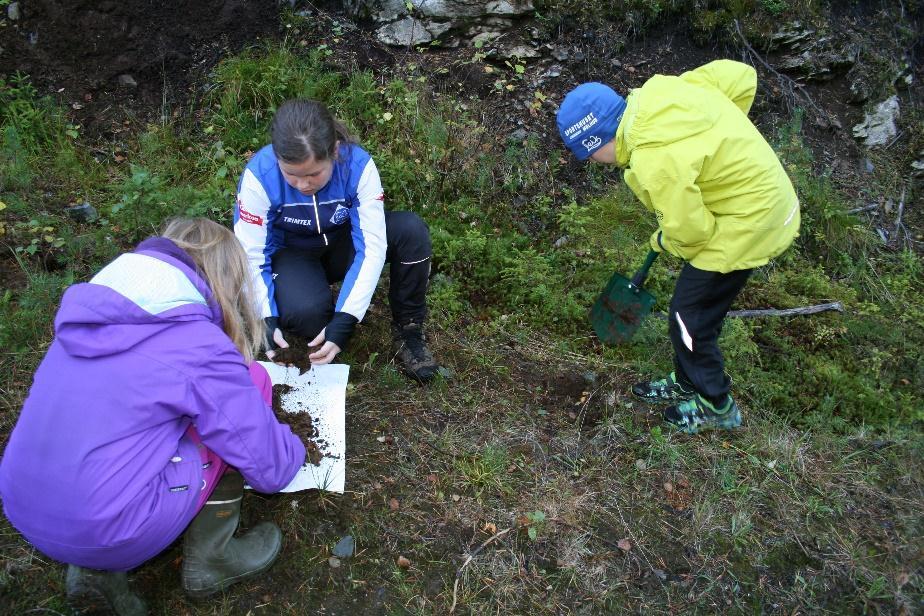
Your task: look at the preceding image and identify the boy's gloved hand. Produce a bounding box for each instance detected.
[264,316,289,360]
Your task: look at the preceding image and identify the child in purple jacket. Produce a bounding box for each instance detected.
[0,218,307,614]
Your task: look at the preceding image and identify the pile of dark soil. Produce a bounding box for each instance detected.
[0,0,281,134]
[271,382,326,466]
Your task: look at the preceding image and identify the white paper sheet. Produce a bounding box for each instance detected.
[256,361,349,494]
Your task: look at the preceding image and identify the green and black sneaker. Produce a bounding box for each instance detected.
[632,372,695,402]
[663,395,742,434]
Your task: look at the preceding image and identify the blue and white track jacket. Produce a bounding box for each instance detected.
[234,144,387,321]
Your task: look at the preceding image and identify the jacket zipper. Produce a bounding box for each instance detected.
[313,194,328,246]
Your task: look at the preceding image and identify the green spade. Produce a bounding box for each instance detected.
[591,249,659,344]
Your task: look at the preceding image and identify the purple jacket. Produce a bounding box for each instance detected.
[0,238,305,571]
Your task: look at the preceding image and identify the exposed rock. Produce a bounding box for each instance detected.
[332,535,355,558]
[496,44,540,60]
[509,128,529,141]
[551,47,569,62]
[471,31,502,47]
[117,74,138,88]
[894,62,913,89]
[541,65,562,79]
[465,16,516,37]
[371,0,531,19]
[375,17,451,45]
[848,76,871,104]
[66,202,99,223]
[852,96,900,148]
[911,150,924,180]
[349,0,533,47]
[7,2,21,21]
[768,21,857,81]
[769,21,814,47]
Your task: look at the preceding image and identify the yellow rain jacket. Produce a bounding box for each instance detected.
[614,60,800,273]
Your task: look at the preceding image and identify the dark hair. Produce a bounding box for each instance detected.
[270,99,355,164]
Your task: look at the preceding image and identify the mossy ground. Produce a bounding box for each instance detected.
[1,2,922,614]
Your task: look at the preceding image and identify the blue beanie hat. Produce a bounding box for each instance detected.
[556,83,627,161]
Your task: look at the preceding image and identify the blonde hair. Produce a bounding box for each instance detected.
[161,217,262,363]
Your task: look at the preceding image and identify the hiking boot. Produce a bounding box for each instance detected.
[632,372,695,402]
[181,471,282,598]
[66,565,147,616]
[392,321,439,383]
[663,395,742,434]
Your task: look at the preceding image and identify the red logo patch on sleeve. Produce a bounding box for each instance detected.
[238,202,263,226]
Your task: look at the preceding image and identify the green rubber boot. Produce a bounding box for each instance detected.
[181,471,282,598]
[65,565,147,616]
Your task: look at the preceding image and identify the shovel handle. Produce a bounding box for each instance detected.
[630,250,659,289]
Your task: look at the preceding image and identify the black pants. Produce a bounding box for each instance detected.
[273,211,431,339]
[669,263,752,407]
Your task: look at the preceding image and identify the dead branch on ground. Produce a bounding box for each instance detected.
[655,301,844,320]
[887,187,908,250]
[450,527,513,613]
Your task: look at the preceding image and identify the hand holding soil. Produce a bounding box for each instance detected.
[268,337,320,375]
[308,328,341,365]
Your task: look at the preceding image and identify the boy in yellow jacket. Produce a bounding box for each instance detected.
[557,60,800,433]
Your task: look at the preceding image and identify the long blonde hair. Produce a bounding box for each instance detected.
[162,217,262,363]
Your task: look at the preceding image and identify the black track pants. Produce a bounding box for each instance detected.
[669,263,752,407]
[272,211,432,340]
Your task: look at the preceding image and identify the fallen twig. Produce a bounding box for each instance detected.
[726,301,844,318]
[885,130,905,149]
[846,204,878,215]
[888,187,907,249]
[655,301,844,320]
[450,527,513,613]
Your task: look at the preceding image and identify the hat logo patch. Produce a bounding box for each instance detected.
[564,112,598,138]
[582,135,602,151]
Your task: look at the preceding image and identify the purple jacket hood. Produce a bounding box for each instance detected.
[56,238,223,358]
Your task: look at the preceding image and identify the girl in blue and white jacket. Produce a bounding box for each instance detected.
[234,99,438,382]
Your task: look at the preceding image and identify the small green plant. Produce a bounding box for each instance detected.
[523,510,546,540]
[761,0,788,15]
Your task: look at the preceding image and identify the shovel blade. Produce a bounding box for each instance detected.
[591,271,657,344]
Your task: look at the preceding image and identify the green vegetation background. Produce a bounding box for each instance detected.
[0,1,922,613]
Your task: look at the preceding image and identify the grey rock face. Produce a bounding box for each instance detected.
[497,44,540,60]
[376,17,452,46]
[332,535,355,558]
[66,202,99,223]
[848,76,871,104]
[7,2,21,21]
[911,150,924,179]
[349,0,533,46]
[117,74,138,88]
[852,96,900,148]
[768,21,857,81]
